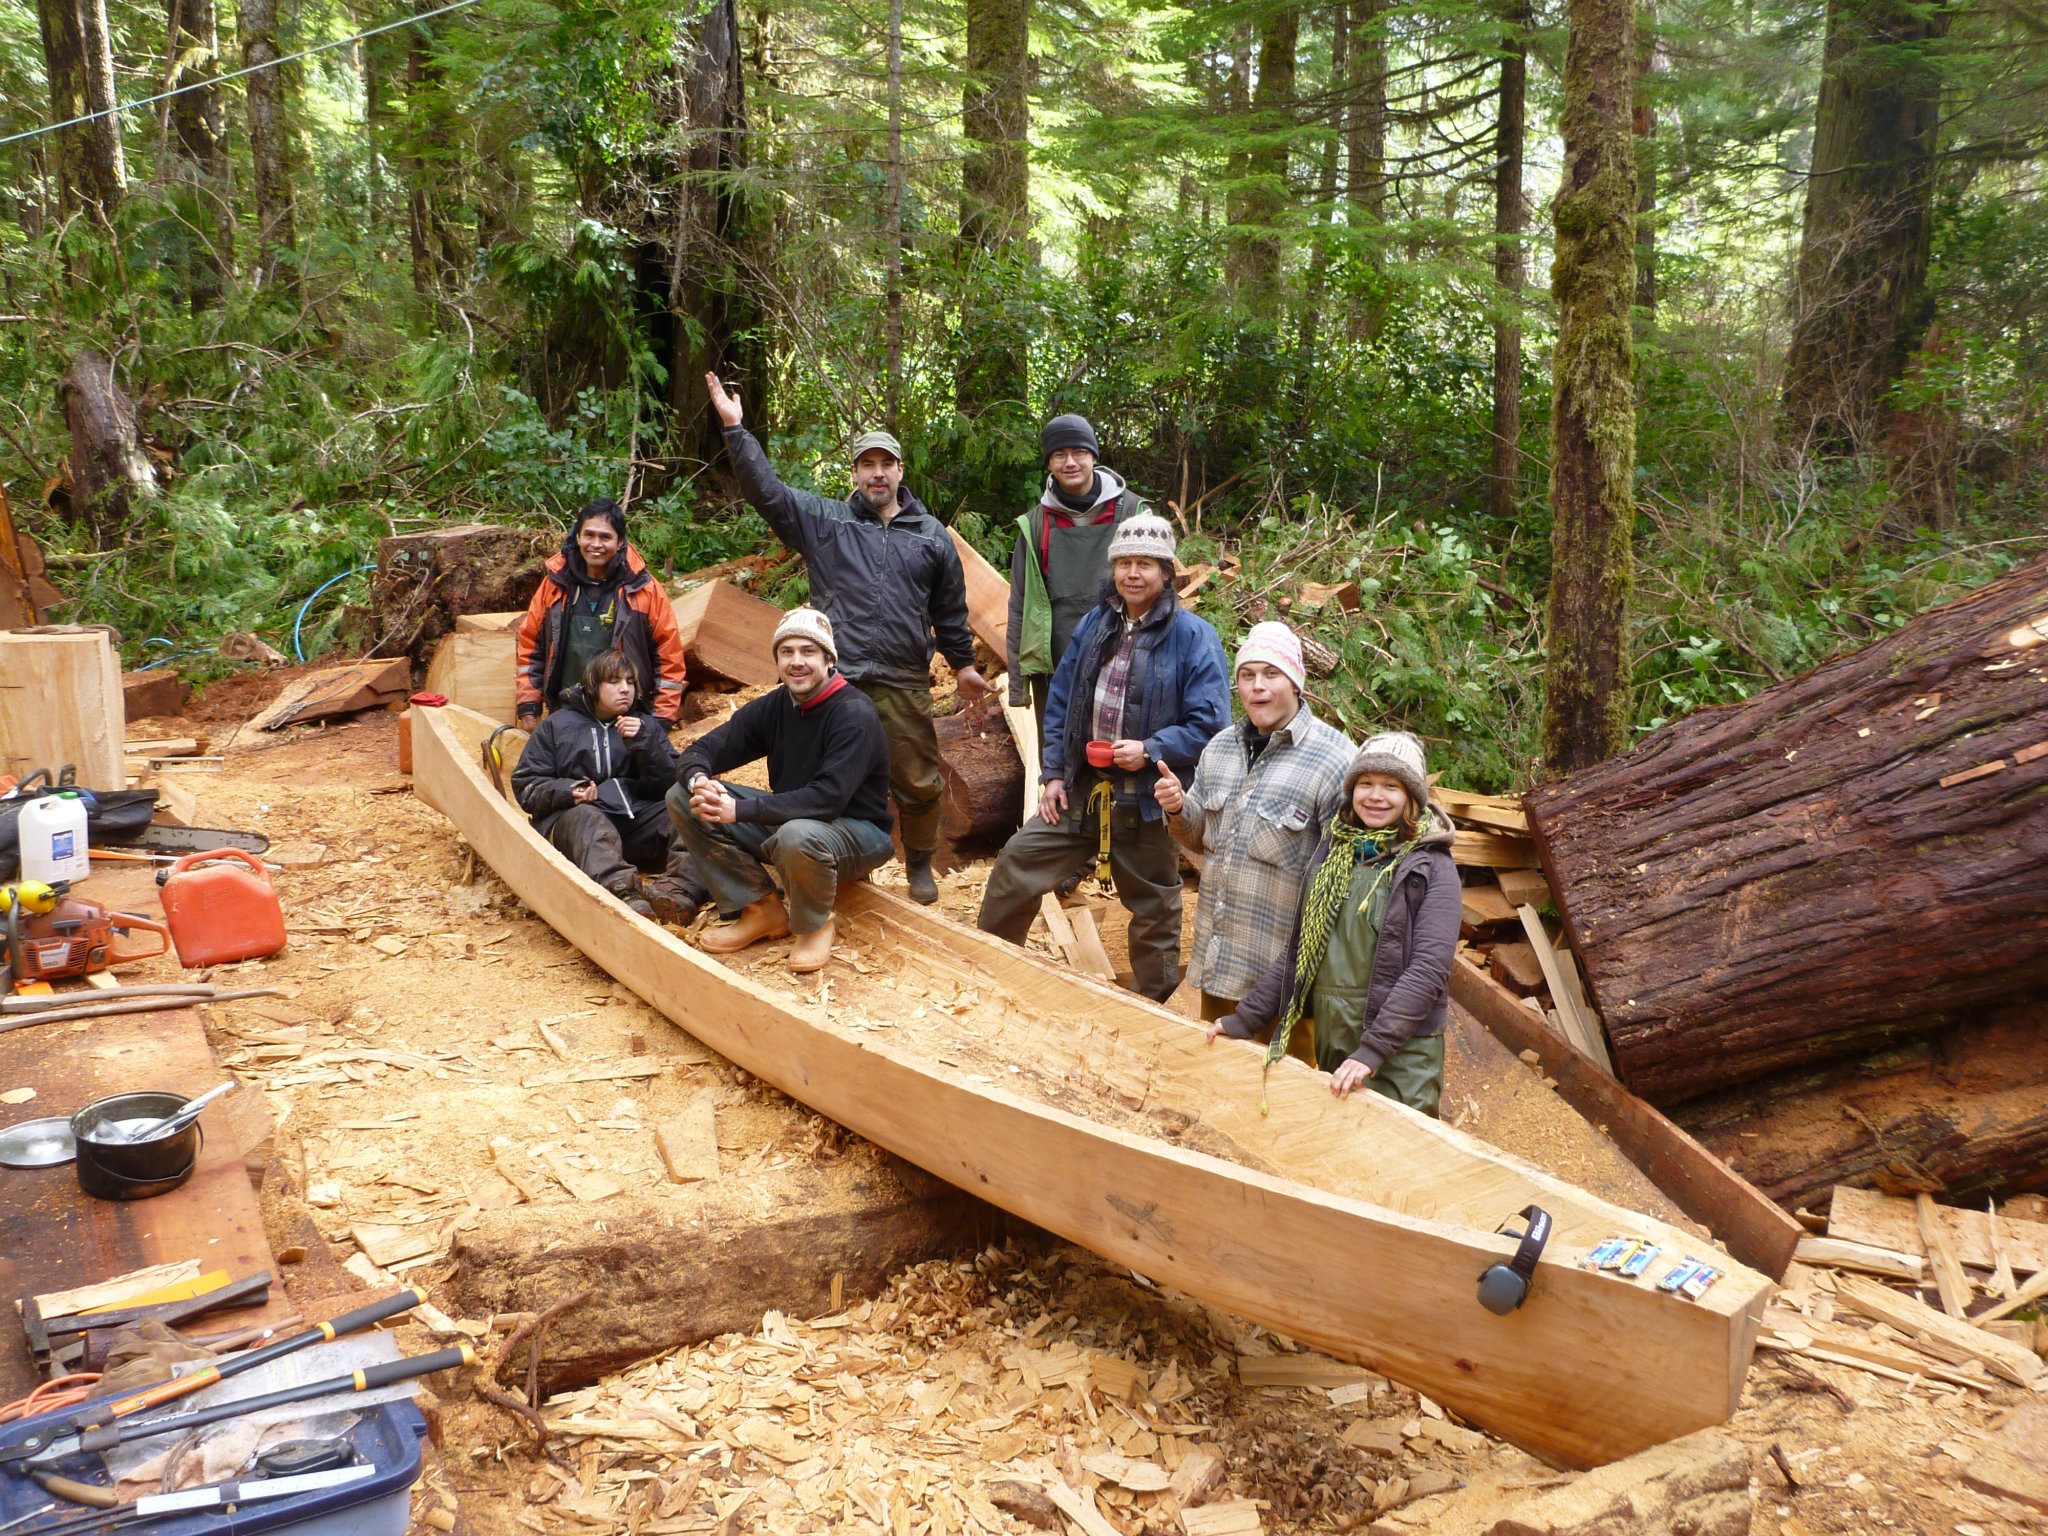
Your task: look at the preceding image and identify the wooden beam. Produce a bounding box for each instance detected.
[1517,905,1614,1075]
[246,657,410,732]
[425,630,518,724]
[414,704,1776,1469]
[0,627,125,789]
[1791,1235,1924,1283]
[1448,956,1802,1281]
[948,528,1010,663]
[1916,1193,1974,1319]
[1454,829,1541,869]
[1829,1185,2048,1276]
[668,579,782,688]
[1832,1273,2041,1386]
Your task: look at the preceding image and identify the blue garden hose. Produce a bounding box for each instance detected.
[292,564,376,662]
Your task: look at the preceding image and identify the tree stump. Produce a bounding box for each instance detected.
[57,350,158,537]
[1526,557,2048,1104]
[358,524,555,667]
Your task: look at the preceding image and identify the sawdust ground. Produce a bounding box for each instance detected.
[85,707,2048,1536]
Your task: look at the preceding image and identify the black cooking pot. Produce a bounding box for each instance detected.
[69,1091,202,1201]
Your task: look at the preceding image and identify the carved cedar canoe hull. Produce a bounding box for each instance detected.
[414,705,1769,1470]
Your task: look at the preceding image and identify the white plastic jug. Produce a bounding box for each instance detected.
[18,793,90,884]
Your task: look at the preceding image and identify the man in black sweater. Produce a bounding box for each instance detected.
[668,607,894,973]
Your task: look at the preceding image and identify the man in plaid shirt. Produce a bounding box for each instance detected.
[1155,622,1355,1018]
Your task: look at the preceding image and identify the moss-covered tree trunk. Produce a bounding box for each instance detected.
[1489,0,1529,525]
[1780,0,1950,450]
[1543,0,1637,775]
[36,0,124,221]
[165,0,234,308]
[239,0,297,283]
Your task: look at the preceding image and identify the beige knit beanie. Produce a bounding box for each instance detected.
[1344,731,1430,810]
[771,606,837,663]
[1105,512,1178,566]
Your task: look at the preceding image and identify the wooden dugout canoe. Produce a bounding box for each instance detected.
[415,705,1770,1469]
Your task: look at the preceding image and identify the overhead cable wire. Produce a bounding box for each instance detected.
[0,0,487,152]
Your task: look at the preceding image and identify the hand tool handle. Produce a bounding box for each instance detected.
[78,1346,474,1457]
[104,1286,425,1419]
[105,912,171,964]
[167,848,267,878]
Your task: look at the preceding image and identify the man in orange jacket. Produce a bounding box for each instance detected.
[515,498,687,727]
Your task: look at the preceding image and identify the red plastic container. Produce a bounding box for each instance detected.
[160,849,288,966]
[1086,739,1116,769]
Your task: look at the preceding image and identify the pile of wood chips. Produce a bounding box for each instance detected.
[482,1243,1542,1536]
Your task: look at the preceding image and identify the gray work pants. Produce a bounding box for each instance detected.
[543,803,699,901]
[977,800,1183,1001]
[667,784,892,935]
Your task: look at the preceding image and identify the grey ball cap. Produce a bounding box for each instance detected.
[849,430,903,464]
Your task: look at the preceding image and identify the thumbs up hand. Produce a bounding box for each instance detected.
[1153,760,1185,815]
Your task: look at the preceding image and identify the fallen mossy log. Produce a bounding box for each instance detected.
[1526,556,2048,1104]
[1672,1000,2048,1212]
[444,1147,1004,1394]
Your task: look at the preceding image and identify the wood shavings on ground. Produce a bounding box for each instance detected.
[459,1243,1538,1534]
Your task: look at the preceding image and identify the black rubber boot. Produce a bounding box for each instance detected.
[905,851,940,905]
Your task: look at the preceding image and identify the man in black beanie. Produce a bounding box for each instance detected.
[1004,415,1149,762]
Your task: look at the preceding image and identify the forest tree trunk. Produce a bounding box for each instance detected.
[1344,0,1388,340]
[36,0,124,220]
[59,350,158,539]
[661,0,754,475]
[883,0,905,422]
[165,0,234,307]
[1226,5,1297,314]
[1780,0,1950,451]
[1292,2,1347,386]
[1489,0,1529,524]
[1632,3,1657,316]
[957,0,1031,446]
[1543,0,1637,773]
[1525,555,2048,1105]
[240,0,298,282]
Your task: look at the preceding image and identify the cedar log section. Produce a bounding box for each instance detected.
[1674,997,2048,1210]
[936,703,1024,845]
[445,1147,1005,1393]
[1526,557,2048,1104]
[0,627,125,788]
[668,578,782,688]
[416,704,1772,1468]
[1449,956,1800,1279]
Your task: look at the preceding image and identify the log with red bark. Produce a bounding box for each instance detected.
[936,703,1023,846]
[1672,998,2048,1211]
[1525,556,2048,1105]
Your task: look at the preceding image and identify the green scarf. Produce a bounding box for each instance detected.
[1260,817,1416,1106]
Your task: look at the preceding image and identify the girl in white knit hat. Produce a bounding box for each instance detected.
[1155,621,1354,1019]
[1205,730,1462,1116]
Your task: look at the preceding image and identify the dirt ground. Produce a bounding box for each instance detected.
[80,701,2048,1536]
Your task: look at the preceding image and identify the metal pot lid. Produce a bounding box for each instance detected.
[0,1117,78,1168]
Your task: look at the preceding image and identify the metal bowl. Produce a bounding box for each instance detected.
[70,1092,204,1200]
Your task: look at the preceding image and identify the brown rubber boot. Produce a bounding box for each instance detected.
[697,894,790,954]
[786,918,835,974]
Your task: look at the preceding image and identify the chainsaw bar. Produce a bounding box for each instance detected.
[106,824,271,856]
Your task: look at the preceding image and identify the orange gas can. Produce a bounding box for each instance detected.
[161,849,288,966]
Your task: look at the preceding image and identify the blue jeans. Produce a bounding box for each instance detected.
[667,784,893,935]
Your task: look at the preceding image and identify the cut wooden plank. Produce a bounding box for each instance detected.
[1517,906,1614,1075]
[1460,885,1517,931]
[1296,580,1361,613]
[454,610,523,634]
[1976,1267,2048,1326]
[1916,1193,1973,1319]
[1832,1273,2042,1385]
[1447,956,1801,1281]
[120,668,192,724]
[1829,1185,2048,1275]
[1237,1353,1382,1389]
[1180,1500,1262,1536]
[352,1222,437,1268]
[947,528,1010,664]
[30,1260,202,1320]
[541,1150,624,1203]
[424,630,518,724]
[1434,786,1529,835]
[247,657,410,732]
[1452,829,1539,869]
[1757,1331,1992,1390]
[1001,696,1040,784]
[667,579,782,688]
[1495,868,1551,908]
[123,736,202,757]
[654,1093,721,1183]
[415,704,1776,1470]
[1066,906,1118,984]
[0,627,124,788]
[1045,1482,1123,1536]
[150,776,198,827]
[1791,1236,1924,1283]
[1487,940,1544,998]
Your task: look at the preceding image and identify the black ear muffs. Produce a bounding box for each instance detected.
[1477,1205,1552,1315]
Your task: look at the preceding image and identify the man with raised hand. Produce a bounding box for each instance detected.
[704,373,986,906]
[669,608,894,974]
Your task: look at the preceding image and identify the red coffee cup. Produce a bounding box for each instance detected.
[1086,739,1115,769]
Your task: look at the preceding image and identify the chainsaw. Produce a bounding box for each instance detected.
[1,881,171,992]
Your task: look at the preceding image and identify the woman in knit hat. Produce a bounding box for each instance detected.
[1155,621,1354,1019]
[1206,731,1461,1116]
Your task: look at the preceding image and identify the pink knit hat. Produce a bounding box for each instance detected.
[1235,621,1306,694]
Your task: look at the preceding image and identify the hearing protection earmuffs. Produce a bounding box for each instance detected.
[1476,1205,1552,1315]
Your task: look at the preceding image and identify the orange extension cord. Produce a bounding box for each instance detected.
[0,1372,99,1424]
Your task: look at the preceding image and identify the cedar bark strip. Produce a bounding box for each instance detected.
[1527,557,2048,1105]
[1543,0,1637,774]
